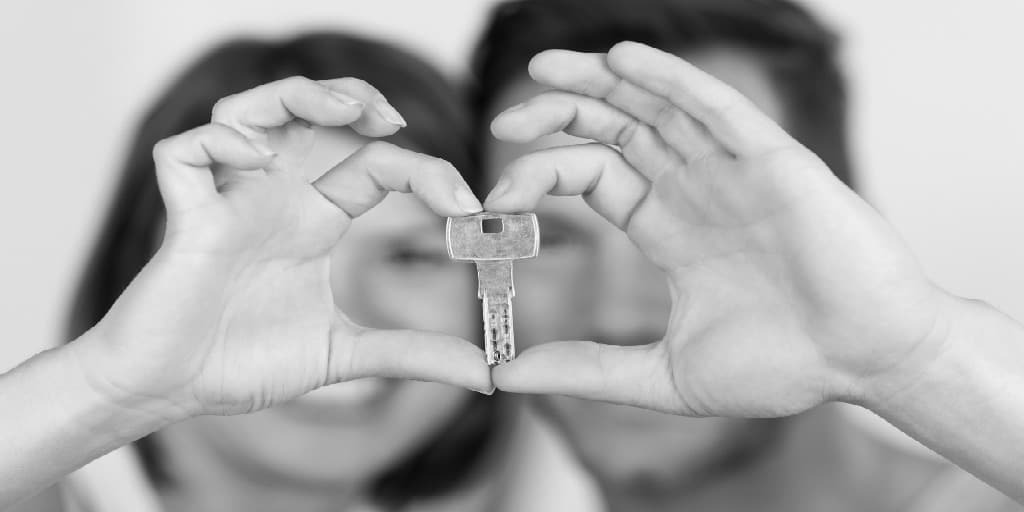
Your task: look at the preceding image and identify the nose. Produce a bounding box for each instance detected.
[586,232,671,347]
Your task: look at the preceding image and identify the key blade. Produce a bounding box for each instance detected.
[476,261,515,365]
[483,292,515,365]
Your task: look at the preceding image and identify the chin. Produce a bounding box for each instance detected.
[537,395,785,491]
[201,380,470,488]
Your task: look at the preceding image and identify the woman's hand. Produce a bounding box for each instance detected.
[71,76,492,420]
[486,42,950,418]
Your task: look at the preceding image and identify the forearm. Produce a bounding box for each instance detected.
[0,333,181,508]
[864,293,1024,502]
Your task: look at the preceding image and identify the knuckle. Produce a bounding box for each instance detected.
[615,117,641,147]
[337,76,369,89]
[652,101,678,129]
[210,94,238,122]
[425,156,456,176]
[280,75,313,89]
[334,77,376,96]
[412,155,454,183]
[360,140,396,157]
[151,136,176,163]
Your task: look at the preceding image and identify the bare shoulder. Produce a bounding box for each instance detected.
[7,486,64,512]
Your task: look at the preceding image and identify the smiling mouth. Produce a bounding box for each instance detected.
[279,378,401,424]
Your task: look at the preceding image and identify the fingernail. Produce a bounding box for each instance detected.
[475,386,496,396]
[374,96,407,127]
[504,102,527,113]
[250,141,277,158]
[455,186,483,214]
[328,89,364,107]
[485,177,511,203]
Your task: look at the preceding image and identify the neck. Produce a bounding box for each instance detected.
[154,420,365,512]
[601,405,943,512]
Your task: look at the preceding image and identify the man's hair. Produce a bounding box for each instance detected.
[471,0,854,186]
[65,33,497,508]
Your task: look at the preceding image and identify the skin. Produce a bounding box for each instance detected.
[5,42,1024,510]
[155,127,482,511]
[485,43,1024,507]
[0,76,494,508]
[485,42,1024,504]
[483,46,796,495]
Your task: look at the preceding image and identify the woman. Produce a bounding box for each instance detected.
[50,33,506,511]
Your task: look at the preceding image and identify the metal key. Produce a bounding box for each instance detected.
[446,212,539,365]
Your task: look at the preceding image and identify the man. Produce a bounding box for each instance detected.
[471,0,1022,510]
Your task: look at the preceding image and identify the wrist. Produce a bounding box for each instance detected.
[854,289,979,414]
[844,293,1024,500]
[0,338,185,501]
[65,328,196,433]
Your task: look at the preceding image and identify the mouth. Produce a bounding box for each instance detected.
[279,378,401,424]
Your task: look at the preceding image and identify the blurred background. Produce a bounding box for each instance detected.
[0,0,1021,446]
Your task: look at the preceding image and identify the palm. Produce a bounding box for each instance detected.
[95,159,345,414]
[629,151,937,416]
[177,170,345,413]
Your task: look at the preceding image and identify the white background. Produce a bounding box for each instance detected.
[1,0,1022,372]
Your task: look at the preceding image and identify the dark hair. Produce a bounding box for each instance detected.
[64,33,498,509]
[471,0,854,187]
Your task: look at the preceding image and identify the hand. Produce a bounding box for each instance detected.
[487,42,950,417]
[71,76,492,420]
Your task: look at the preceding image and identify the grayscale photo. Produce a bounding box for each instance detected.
[1,1,1022,511]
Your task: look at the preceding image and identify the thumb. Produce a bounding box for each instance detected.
[491,340,680,412]
[330,320,494,395]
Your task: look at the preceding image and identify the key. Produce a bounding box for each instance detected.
[446,212,539,365]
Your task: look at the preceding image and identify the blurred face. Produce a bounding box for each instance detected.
[162,127,478,489]
[484,47,790,491]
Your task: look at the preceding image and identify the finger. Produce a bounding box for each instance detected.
[527,50,725,160]
[491,90,684,180]
[313,141,482,219]
[319,77,408,137]
[334,327,494,394]
[266,118,316,171]
[605,41,796,155]
[211,76,368,140]
[484,143,649,231]
[491,340,679,412]
[153,123,274,212]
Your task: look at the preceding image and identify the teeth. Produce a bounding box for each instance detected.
[299,378,390,406]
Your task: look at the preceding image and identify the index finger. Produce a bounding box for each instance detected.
[484,143,650,231]
[313,141,483,219]
[211,76,405,139]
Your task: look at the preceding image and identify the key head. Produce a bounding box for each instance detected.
[446,212,539,261]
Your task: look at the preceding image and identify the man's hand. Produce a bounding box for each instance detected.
[486,42,948,418]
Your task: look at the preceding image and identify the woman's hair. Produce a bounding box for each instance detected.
[65,33,498,508]
[471,0,854,187]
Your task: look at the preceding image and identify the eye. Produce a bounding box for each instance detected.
[540,226,585,249]
[385,246,449,267]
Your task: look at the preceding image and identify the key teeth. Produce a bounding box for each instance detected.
[487,345,516,366]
